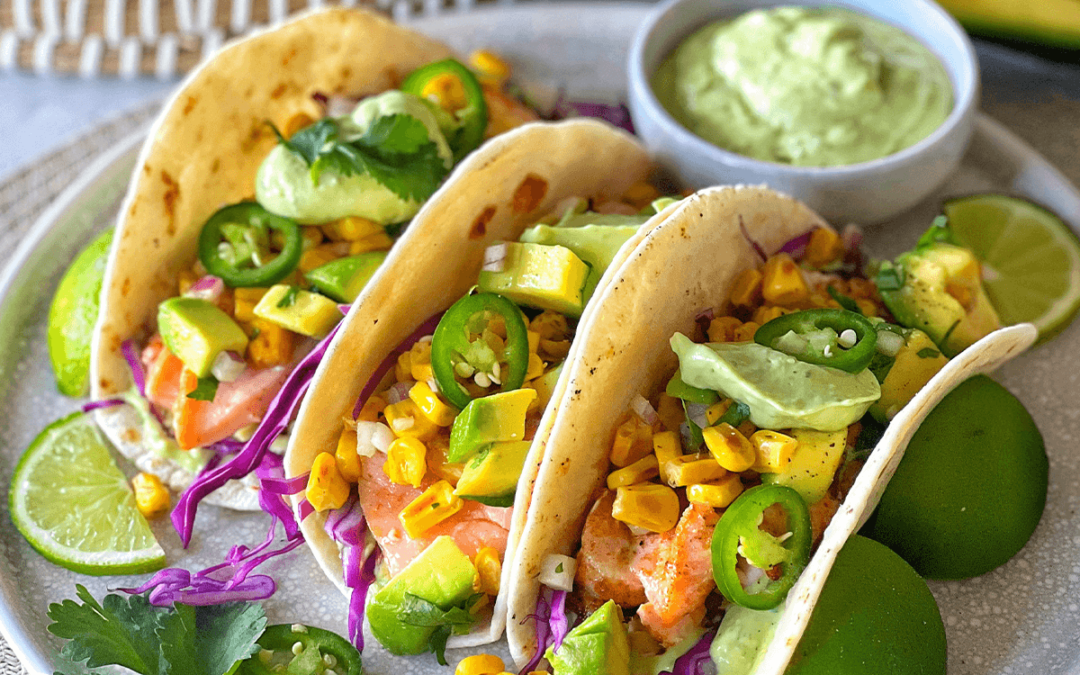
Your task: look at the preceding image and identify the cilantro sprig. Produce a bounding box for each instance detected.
[271,114,449,203]
[398,592,483,665]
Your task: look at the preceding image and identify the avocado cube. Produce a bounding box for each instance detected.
[304,251,388,303]
[478,242,589,317]
[530,363,564,412]
[545,600,630,675]
[454,440,531,507]
[253,284,341,338]
[157,297,249,378]
[448,388,537,463]
[761,428,847,504]
[367,536,478,655]
[869,328,950,422]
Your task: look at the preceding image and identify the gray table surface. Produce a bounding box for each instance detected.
[2,34,1080,675]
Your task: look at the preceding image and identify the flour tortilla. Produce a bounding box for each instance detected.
[505,185,1036,669]
[89,8,457,508]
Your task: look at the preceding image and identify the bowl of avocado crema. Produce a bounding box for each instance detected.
[627,0,978,224]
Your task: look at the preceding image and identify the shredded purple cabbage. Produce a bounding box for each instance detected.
[738,218,768,262]
[777,230,814,261]
[666,630,715,675]
[550,92,636,134]
[171,322,342,546]
[81,398,125,413]
[353,312,444,419]
[338,303,351,316]
[519,586,569,674]
[348,550,379,651]
[322,497,377,651]
[120,340,146,397]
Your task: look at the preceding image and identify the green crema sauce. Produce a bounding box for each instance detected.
[652,7,953,166]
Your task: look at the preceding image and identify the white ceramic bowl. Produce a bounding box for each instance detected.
[627,0,979,224]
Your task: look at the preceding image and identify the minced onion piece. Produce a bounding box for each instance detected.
[184,275,224,302]
[685,402,709,429]
[356,421,394,457]
[385,380,414,405]
[842,223,863,252]
[631,394,659,426]
[482,243,508,273]
[876,330,905,357]
[211,350,246,382]
[538,554,577,592]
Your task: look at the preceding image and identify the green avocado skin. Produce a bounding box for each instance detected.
[868,375,1048,579]
[787,536,946,675]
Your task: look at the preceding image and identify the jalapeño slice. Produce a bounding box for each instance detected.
[401,59,488,163]
[235,623,362,675]
[754,308,877,373]
[198,202,302,287]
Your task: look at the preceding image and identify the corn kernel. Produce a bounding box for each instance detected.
[687,474,744,508]
[349,231,394,255]
[705,399,731,425]
[750,430,798,473]
[530,311,569,341]
[384,399,441,441]
[729,268,763,308]
[247,318,296,368]
[399,480,463,539]
[469,50,512,84]
[804,227,842,267]
[753,305,788,326]
[301,226,324,251]
[426,434,464,486]
[704,423,756,472]
[456,653,505,675]
[322,216,384,242]
[612,484,680,533]
[385,437,428,488]
[539,339,571,360]
[298,247,338,274]
[610,413,654,467]
[526,330,541,354]
[656,395,684,434]
[408,341,434,383]
[708,316,742,343]
[652,430,682,485]
[306,453,350,512]
[335,425,361,483]
[665,453,726,487]
[284,112,316,138]
[409,381,458,427]
[762,253,810,305]
[474,547,502,595]
[732,321,760,343]
[525,353,545,380]
[357,395,387,423]
[737,420,758,438]
[178,270,199,296]
[421,72,469,112]
[395,352,413,382]
[234,287,269,323]
[132,472,170,519]
[607,455,660,489]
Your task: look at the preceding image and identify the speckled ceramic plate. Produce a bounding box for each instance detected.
[1,4,1079,675]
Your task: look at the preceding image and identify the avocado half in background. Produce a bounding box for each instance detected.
[788,536,947,675]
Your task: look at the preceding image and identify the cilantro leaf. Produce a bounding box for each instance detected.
[187,376,219,402]
[156,603,201,675]
[915,215,959,250]
[271,118,337,167]
[277,285,301,308]
[47,585,159,674]
[715,400,752,428]
[917,347,942,359]
[868,351,896,384]
[195,602,267,675]
[681,399,704,451]
[827,286,862,314]
[399,592,483,665]
[874,263,905,291]
[357,113,433,155]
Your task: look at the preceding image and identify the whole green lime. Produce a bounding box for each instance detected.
[48,228,113,397]
[868,375,1047,579]
[787,535,946,675]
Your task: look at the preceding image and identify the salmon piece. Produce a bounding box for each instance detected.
[172,362,292,450]
[482,86,541,138]
[809,495,840,546]
[574,490,650,608]
[357,452,512,577]
[143,337,185,409]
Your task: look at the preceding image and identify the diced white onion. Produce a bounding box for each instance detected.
[631,394,659,426]
[184,275,224,302]
[538,553,577,592]
[325,95,359,117]
[482,243,508,273]
[841,223,863,251]
[385,381,414,405]
[838,329,858,349]
[211,350,246,382]
[357,421,393,457]
[391,416,414,432]
[876,330,905,357]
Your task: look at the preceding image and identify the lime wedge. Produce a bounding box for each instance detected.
[8,413,166,575]
[48,228,113,397]
[944,194,1080,342]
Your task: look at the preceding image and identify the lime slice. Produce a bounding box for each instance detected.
[944,194,1080,342]
[48,228,113,397]
[8,413,166,575]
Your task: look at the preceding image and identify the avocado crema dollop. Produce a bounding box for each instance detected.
[256,90,454,225]
[651,7,953,166]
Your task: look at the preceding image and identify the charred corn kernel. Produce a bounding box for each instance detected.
[737,420,758,438]
[284,112,316,138]
[409,381,457,426]
[530,311,569,341]
[527,330,541,354]
[652,430,682,485]
[687,473,744,508]
[750,430,798,473]
[385,437,428,488]
[804,227,842,267]
[762,253,810,305]
[753,305,789,325]
[539,339,571,360]
[607,454,660,489]
[301,226,324,251]
[178,270,199,296]
[421,72,469,112]
[708,316,742,343]
[132,472,170,519]
[399,480,462,539]
[729,268,763,308]
[299,246,339,274]
[409,341,434,383]
[613,484,680,533]
[322,216,383,242]
[395,352,413,382]
[335,425,361,483]
[247,318,296,368]
[348,231,394,255]
[732,321,760,343]
[426,434,464,486]
[656,395,685,435]
[706,399,732,425]
[665,453,726,487]
[384,399,440,441]
[455,654,505,675]
[623,180,662,208]
[357,394,387,423]
[704,423,756,472]
[469,49,512,84]
[610,414,653,467]
[525,353,545,380]
[234,287,269,322]
[474,547,502,595]
[306,453,350,512]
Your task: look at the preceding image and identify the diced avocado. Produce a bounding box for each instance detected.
[448,388,537,462]
[478,242,590,317]
[761,428,847,504]
[520,212,648,302]
[869,328,950,423]
[530,363,564,411]
[158,297,249,378]
[366,536,478,655]
[304,251,388,303]
[546,600,630,675]
[253,284,341,338]
[878,243,1001,357]
[709,605,781,675]
[454,440,531,507]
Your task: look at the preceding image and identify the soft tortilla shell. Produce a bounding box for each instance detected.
[89,8,453,508]
[284,118,659,648]
[504,185,1036,670]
